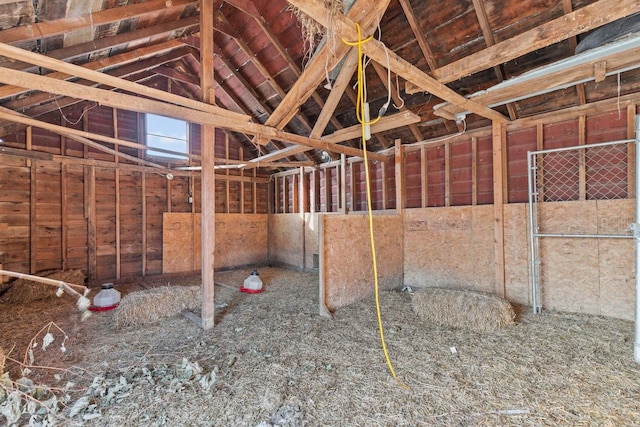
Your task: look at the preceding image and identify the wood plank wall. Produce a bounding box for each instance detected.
[0,104,268,284]
[272,108,631,213]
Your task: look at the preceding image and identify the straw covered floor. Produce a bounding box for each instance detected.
[1,268,640,425]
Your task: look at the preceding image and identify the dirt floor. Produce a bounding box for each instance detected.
[1,267,640,426]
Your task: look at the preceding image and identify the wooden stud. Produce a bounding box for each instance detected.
[240,150,245,214]
[339,155,347,214]
[471,137,478,206]
[115,169,121,279]
[421,146,428,207]
[141,172,147,276]
[300,167,308,215]
[292,174,299,214]
[311,169,318,214]
[444,141,451,207]
[579,115,587,200]
[252,168,257,214]
[381,161,387,210]
[225,133,230,213]
[282,176,288,214]
[61,163,68,271]
[30,158,36,274]
[86,166,97,283]
[492,122,506,298]
[395,139,405,213]
[349,161,356,212]
[324,169,331,212]
[537,123,545,201]
[627,104,636,197]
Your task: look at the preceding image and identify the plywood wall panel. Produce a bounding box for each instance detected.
[538,200,597,235]
[269,213,304,268]
[321,214,403,312]
[598,239,634,320]
[304,213,319,270]
[503,203,531,305]
[163,213,268,274]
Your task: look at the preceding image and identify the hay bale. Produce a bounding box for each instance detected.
[412,288,515,333]
[115,285,201,328]
[0,269,86,304]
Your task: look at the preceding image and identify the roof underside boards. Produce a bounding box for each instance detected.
[0,0,638,170]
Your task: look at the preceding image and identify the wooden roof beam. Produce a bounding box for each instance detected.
[0,0,196,45]
[287,0,508,123]
[432,0,640,84]
[562,0,587,105]
[0,68,385,161]
[2,16,200,72]
[434,38,640,119]
[397,0,438,71]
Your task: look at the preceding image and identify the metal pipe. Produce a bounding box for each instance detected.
[533,233,633,239]
[634,114,640,363]
[533,139,634,155]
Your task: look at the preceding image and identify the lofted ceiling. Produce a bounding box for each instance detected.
[0,0,639,169]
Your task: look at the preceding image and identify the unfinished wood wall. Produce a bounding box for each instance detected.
[0,104,269,284]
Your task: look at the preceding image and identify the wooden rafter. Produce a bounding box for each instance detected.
[397,0,437,71]
[432,0,640,84]
[562,0,587,105]
[470,0,517,120]
[0,0,196,45]
[287,0,508,123]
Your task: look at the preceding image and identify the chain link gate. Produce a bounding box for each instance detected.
[527,116,640,362]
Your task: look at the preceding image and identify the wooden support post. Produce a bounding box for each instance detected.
[240,150,245,214]
[283,176,288,213]
[421,146,428,208]
[324,169,331,212]
[141,172,147,275]
[86,166,97,283]
[444,141,451,207]
[471,137,478,206]
[113,108,121,279]
[225,133,230,213]
[200,0,216,330]
[299,167,307,215]
[536,123,544,201]
[578,115,586,201]
[61,163,68,270]
[381,161,387,210]
[252,168,258,214]
[395,139,405,213]
[492,122,506,298]
[30,158,37,274]
[311,169,318,214]
[339,154,346,214]
[628,104,636,197]
[349,161,356,211]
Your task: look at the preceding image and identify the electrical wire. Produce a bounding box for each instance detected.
[342,22,408,390]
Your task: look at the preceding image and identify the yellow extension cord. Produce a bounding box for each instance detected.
[343,23,408,389]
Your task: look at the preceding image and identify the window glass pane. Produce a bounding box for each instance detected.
[145,114,188,160]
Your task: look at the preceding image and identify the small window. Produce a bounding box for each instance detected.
[145,114,189,161]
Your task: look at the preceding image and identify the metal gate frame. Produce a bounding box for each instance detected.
[527,115,640,362]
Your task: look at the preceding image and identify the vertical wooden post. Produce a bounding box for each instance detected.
[141,172,147,276]
[113,108,121,279]
[200,0,216,329]
[349,161,356,211]
[299,168,307,269]
[628,104,636,197]
[578,115,586,200]
[61,163,68,271]
[30,158,37,274]
[421,146,428,208]
[324,169,331,212]
[299,167,308,215]
[471,137,478,206]
[381,161,387,210]
[310,169,318,214]
[240,150,245,214]
[339,154,347,214]
[444,141,451,207]
[395,139,405,214]
[283,176,289,214]
[225,133,230,213]
[536,123,545,201]
[86,166,97,283]
[492,122,506,298]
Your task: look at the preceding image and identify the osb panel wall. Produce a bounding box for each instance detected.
[321,214,403,312]
[402,201,635,320]
[403,206,494,293]
[304,213,320,270]
[537,200,635,320]
[269,214,305,268]
[162,213,268,273]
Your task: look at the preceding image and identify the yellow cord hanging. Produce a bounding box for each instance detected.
[344,22,408,389]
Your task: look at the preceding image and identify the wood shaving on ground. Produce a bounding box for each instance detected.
[2,268,640,426]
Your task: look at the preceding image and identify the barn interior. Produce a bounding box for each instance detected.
[1,0,640,424]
